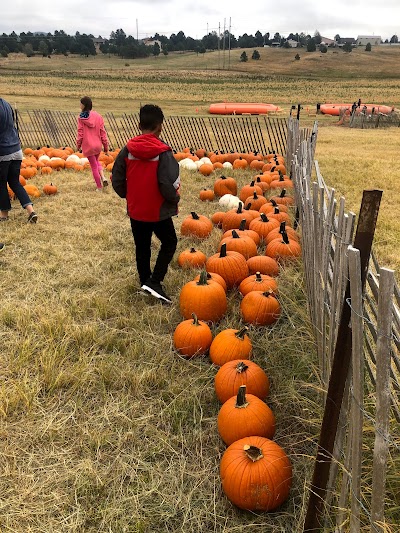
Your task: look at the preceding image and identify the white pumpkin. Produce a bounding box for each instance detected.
[80,157,89,165]
[218,194,243,210]
[66,154,81,163]
[38,154,51,161]
[179,158,198,171]
[198,157,212,166]
[222,162,233,169]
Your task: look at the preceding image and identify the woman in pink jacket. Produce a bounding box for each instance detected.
[76,96,109,190]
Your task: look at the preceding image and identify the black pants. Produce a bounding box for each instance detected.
[130,217,178,285]
[0,159,33,211]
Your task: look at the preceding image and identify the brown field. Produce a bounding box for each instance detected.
[0,49,399,532]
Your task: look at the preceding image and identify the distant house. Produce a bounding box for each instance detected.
[287,39,299,48]
[356,35,381,46]
[320,36,336,46]
[92,37,106,53]
[337,37,356,47]
[143,38,162,48]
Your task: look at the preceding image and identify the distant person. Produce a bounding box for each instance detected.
[0,98,38,223]
[76,96,109,191]
[357,98,362,107]
[112,104,180,304]
[351,102,357,115]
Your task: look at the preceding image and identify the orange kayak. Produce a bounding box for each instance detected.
[209,103,282,115]
[320,103,393,116]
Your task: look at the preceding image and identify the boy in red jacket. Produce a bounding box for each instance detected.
[112,104,180,304]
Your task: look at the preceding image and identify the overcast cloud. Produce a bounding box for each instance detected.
[2,0,399,41]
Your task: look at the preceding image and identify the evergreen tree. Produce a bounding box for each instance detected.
[343,42,353,52]
[251,49,260,59]
[306,38,316,52]
[365,42,372,52]
[240,51,248,62]
[390,34,398,43]
[153,42,160,56]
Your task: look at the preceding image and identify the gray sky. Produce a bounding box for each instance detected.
[3,0,399,41]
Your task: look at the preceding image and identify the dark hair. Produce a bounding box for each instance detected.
[139,104,164,131]
[80,96,93,112]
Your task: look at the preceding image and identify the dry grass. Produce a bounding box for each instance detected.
[0,167,324,532]
[1,52,399,531]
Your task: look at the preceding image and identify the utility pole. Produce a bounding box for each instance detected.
[218,22,221,69]
[136,19,138,41]
[228,17,231,70]
[222,18,226,69]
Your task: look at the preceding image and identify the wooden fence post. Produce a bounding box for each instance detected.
[303,189,383,532]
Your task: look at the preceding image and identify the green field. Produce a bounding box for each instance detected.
[0,49,399,532]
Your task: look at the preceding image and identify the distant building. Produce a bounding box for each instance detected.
[92,37,106,53]
[320,36,336,46]
[143,38,162,48]
[337,37,356,47]
[356,35,381,46]
[287,39,299,48]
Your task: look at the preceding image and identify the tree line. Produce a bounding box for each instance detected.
[0,29,398,59]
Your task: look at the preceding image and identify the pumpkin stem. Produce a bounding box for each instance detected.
[260,212,269,222]
[262,289,275,297]
[270,199,278,207]
[197,271,209,285]
[280,189,287,198]
[279,221,286,233]
[220,175,226,180]
[191,313,200,326]
[235,326,249,340]
[273,207,280,214]
[244,445,264,462]
[236,203,243,214]
[239,219,247,231]
[255,272,263,282]
[220,243,227,258]
[235,385,249,408]
[253,191,258,199]
[250,180,255,186]
[190,247,196,253]
[281,230,290,245]
[191,212,200,220]
[236,361,249,373]
[231,229,240,239]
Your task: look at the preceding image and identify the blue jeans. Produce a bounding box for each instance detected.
[0,159,33,211]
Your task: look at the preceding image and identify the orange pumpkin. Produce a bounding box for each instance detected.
[180,212,213,239]
[173,313,213,358]
[218,229,258,259]
[240,290,281,326]
[179,270,227,322]
[209,326,252,367]
[199,188,215,201]
[214,176,237,197]
[265,230,301,261]
[177,247,207,269]
[206,243,249,290]
[238,271,278,296]
[217,385,276,445]
[220,436,292,511]
[246,255,280,277]
[215,359,270,404]
[43,183,58,195]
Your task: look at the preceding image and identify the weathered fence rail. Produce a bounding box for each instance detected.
[286,117,399,532]
[15,110,289,155]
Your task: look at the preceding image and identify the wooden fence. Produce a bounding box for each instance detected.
[15,109,288,155]
[286,118,400,532]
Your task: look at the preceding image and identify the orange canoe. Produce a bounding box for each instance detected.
[209,103,282,115]
[320,103,393,116]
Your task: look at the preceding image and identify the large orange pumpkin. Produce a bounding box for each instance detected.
[217,385,276,445]
[209,326,252,366]
[238,271,278,296]
[247,255,280,277]
[180,212,213,239]
[179,270,227,322]
[220,435,292,511]
[215,359,270,404]
[173,313,213,357]
[240,291,281,326]
[214,176,237,197]
[206,243,249,290]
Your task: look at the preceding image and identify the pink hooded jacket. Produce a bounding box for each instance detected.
[76,110,109,156]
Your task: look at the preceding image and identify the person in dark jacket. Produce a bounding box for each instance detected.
[112,104,180,304]
[0,98,38,223]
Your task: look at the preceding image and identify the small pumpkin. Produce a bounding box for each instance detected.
[180,212,213,239]
[249,212,280,241]
[219,229,258,259]
[179,270,227,322]
[220,436,292,511]
[177,247,207,269]
[173,313,213,357]
[199,188,215,201]
[206,243,249,290]
[269,188,295,207]
[238,271,278,296]
[265,221,299,245]
[239,181,263,202]
[265,230,301,261]
[221,219,260,246]
[214,175,237,197]
[217,385,276,445]
[244,191,267,211]
[240,290,281,326]
[210,211,226,228]
[222,203,254,232]
[43,182,58,195]
[215,359,270,403]
[247,255,280,277]
[199,163,214,176]
[209,326,252,366]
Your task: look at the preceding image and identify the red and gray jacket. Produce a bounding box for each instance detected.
[112,134,180,221]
